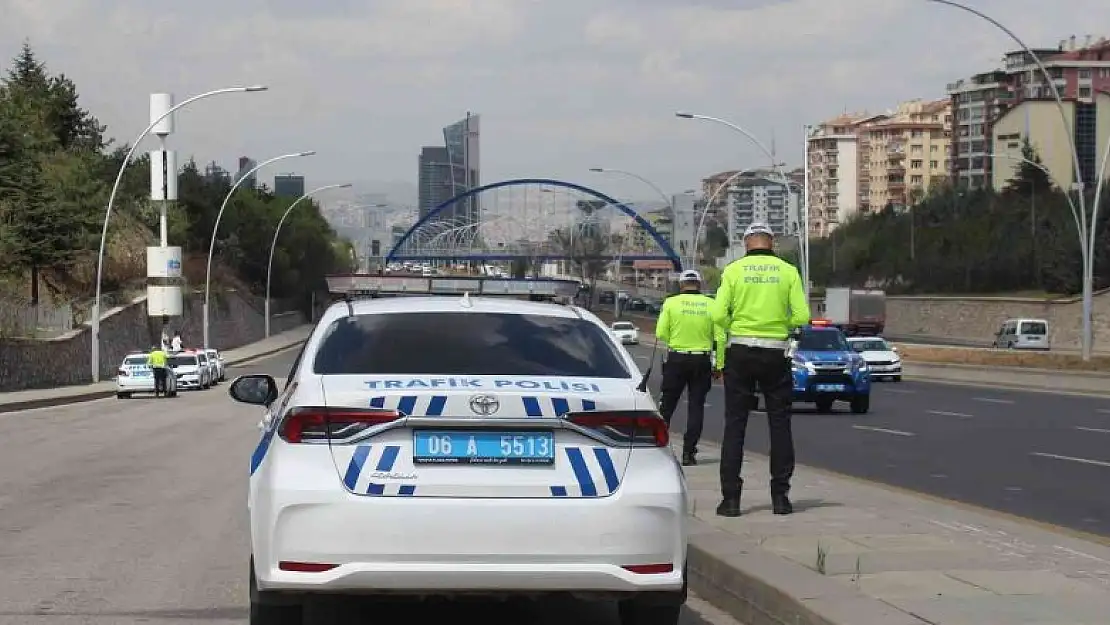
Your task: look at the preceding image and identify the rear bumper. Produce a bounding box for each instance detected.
[253,487,685,596]
[117,379,154,392]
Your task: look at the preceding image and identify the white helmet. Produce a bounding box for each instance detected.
[743,222,775,238]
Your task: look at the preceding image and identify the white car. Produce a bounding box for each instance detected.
[230,294,687,625]
[169,352,211,390]
[847,336,902,382]
[610,321,640,345]
[116,352,177,398]
[205,348,226,381]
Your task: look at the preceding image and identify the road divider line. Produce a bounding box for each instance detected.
[1075,426,1110,434]
[1098,408,1110,414]
[1030,452,1110,468]
[927,409,974,418]
[883,388,916,394]
[852,425,915,437]
[972,396,1015,404]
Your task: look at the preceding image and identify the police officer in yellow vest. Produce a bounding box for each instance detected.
[711,223,810,517]
[654,269,726,466]
[147,344,169,397]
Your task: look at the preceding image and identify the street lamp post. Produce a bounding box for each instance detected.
[588,167,691,268]
[90,85,267,382]
[265,183,352,337]
[203,150,315,349]
[925,0,1102,358]
[674,112,796,278]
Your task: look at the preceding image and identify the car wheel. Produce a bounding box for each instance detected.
[116,392,130,399]
[815,398,834,413]
[892,375,902,382]
[250,559,302,625]
[850,395,870,414]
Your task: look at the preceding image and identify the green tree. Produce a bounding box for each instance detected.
[1003,138,1052,195]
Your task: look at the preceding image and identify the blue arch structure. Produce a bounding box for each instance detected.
[387,178,682,271]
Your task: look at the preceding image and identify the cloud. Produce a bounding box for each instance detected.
[0,0,1104,203]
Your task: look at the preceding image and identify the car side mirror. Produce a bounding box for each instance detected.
[892,346,899,353]
[229,374,279,406]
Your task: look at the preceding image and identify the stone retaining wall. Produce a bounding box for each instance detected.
[884,289,1110,350]
[0,290,304,392]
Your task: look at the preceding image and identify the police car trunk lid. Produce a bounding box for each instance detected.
[318,375,645,499]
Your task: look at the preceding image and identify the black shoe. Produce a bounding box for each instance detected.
[716,497,741,517]
[681,452,697,466]
[772,494,793,515]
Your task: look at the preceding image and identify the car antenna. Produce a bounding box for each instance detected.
[637,327,662,392]
[343,293,354,317]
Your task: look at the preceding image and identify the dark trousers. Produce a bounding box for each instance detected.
[720,344,795,498]
[658,352,713,454]
[153,367,168,395]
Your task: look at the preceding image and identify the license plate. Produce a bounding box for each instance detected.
[815,384,845,392]
[413,430,555,465]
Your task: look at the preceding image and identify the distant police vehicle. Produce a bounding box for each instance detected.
[116,352,177,398]
[169,352,210,390]
[230,276,687,625]
[789,321,871,413]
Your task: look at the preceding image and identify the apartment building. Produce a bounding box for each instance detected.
[806,113,879,237]
[859,99,952,209]
[949,35,1110,189]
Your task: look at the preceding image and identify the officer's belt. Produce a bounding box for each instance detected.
[669,349,711,355]
[729,336,788,349]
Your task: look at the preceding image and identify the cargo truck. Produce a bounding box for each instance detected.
[823,287,886,336]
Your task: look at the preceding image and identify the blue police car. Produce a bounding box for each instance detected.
[789,321,870,413]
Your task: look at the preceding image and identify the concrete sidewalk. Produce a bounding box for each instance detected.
[0,326,312,413]
[684,439,1110,625]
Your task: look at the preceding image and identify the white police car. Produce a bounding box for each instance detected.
[116,352,177,398]
[229,287,688,625]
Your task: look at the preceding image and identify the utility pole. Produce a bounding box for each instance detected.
[146,93,183,345]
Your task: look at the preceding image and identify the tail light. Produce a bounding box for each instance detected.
[566,410,669,447]
[279,407,403,443]
[117,368,128,377]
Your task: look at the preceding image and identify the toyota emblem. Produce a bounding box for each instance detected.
[469,394,500,416]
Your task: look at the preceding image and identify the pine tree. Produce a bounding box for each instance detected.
[1003,138,1052,195]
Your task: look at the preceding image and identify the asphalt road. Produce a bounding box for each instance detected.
[624,343,1110,538]
[0,347,739,625]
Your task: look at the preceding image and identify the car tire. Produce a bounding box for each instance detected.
[116,392,130,399]
[815,398,834,413]
[747,396,760,411]
[250,559,302,625]
[618,601,681,625]
[850,395,870,414]
[892,375,902,382]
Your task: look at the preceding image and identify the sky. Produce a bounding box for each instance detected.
[1,0,1104,206]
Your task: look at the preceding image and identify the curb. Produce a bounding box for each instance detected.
[0,337,307,414]
[687,518,927,625]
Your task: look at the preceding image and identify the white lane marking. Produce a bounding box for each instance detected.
[972,396,1014,404]
[1053,545,1110,563]
[852,425,915,437]
[883,388,917,394]
[1099,408,1110,414]
[1075,426,1110,434]
[1030,452,1110,468]
[927,410,974,418]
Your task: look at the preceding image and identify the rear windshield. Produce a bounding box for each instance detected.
[797,330,849,352]
[612,322,635,330]
[313,312,631,378]
[169,356,197,367]
[124,356,148,365]
[1019,321,1046,335]
[850,339,889,351]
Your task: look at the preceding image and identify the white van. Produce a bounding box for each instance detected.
[992,318,1050,350]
